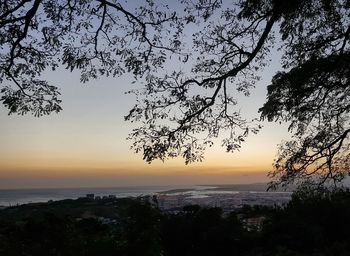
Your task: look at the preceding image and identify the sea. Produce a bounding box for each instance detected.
[0,183,283,206]
[0,185,209,206]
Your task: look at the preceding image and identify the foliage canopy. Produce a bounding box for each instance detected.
[0,0,349,188]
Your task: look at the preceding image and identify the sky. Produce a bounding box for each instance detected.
[0,62,290,189]
[0,2,291,189]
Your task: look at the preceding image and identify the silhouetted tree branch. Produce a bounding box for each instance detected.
[1,0,349,188]
[0,0,182,115]
[261,53,350,189]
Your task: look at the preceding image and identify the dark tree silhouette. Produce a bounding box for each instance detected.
[259,2,350,189]
[0,0,349,188]
[0,0,182,116]
[260,54,350,189]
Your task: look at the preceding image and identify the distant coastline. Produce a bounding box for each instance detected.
[0,185,181,206]
[0,183,287,207]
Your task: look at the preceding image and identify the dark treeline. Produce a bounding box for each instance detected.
[1,189,350,256]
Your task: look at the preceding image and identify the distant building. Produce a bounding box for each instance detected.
[86,194,95,199]
[97,217,118,225]
[242,216,266,232]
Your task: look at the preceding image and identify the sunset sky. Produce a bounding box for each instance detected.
[0,2,292,189]
[0,56,291,189]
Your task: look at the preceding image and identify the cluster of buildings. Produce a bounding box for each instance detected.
[155,191,291,213]
[83,190,292,214]
[84,193,116,200]
[78,191,292,231]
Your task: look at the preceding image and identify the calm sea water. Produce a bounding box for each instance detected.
[0,185,195,206]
